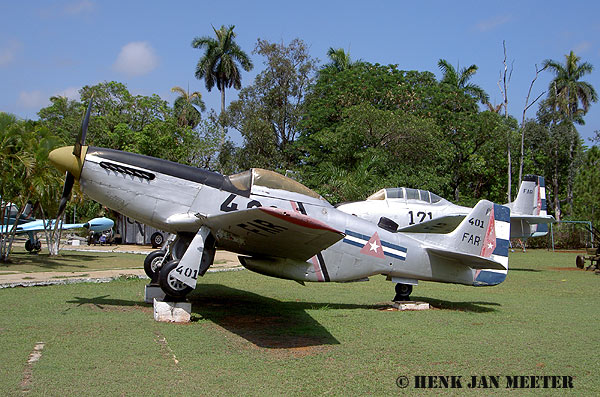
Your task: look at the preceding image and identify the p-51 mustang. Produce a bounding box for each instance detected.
[48,102,510,301]
[337,175,553,239]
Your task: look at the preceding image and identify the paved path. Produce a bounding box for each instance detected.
[0,243,243,288]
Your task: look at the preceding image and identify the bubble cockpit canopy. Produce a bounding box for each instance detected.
[366,188,443,204]
[227,168,326,203]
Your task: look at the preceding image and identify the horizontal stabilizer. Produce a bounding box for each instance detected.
[425,247,507,270]
[397,214,464,233]
[510,214,555,225]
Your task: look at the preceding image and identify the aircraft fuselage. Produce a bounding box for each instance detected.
[79,147,503,287]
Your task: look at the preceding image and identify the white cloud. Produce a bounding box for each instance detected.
[0,39,22,67]
[55,86,81,101]
[18,90,48,109]
[475,15,512,32]
[573,41,592,54]
[64,0,95,15]
[113,41,159,77]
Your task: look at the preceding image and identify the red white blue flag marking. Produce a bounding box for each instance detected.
[344,230,407,261]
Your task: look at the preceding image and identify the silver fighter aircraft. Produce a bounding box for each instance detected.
[337,176,553,239]
[47,102,510,301]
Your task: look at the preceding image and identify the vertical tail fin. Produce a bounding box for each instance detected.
[509,175,552,238]
[450,200,510,267]
[423,200,510,271]
[511,175,546,216]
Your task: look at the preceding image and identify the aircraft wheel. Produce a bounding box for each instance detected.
[25,240,33,252]
[159,259,192,299]
[34,240,41,251]
[576,255,585,269]
[393,283,413,302]
[150,232,164,249]
[144,250,170,279]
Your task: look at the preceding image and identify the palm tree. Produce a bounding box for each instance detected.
[542,51,598,221]
[191,25,253,121]
[438,59,489,104]
[543,51,598,124]
[327,47,353,71]
[484,101,503,113]
[171,85,205,128]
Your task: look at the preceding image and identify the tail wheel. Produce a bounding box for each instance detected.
[144,250,170,279]
[159,259,192,299]
[576,255,585,269]
[393,283,413,302]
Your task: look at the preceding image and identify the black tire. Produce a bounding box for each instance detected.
[25,239,33,252]
[576,255,585,269]
[150,232,164,249]
[34,240,41,251]
[159,259,193,299]
[144,250,169,279]
[393,283,413,302]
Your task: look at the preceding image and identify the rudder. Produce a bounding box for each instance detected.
[511,175,547,216]
[449,200,510,266]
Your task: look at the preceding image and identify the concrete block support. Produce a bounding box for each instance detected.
[392,301,430,311]
[153,299,192,323]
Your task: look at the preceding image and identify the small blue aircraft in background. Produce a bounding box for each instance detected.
[1,200,113,251]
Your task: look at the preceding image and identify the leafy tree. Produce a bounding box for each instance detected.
[0,114,62,260]
[299,61,512,204]
[38,81,217,167]
[36,81,223,240]
[227,38,318,170]
[192,25,253,122]
[521,111,581,221]
[572,146,600,230]
[171,85,206,128]
[438,59,490,105]
[299,102,447,202]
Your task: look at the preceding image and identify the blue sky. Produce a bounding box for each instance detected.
[2,1,599,145]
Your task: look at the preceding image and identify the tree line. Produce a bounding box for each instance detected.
[1,25,599,261]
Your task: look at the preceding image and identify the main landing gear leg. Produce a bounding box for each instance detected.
[158,226,215,300]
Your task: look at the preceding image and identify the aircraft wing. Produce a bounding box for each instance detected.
[397,214,465,233]
[204,207,345,261]
[0,220,46,234]
[510,214,555,224]
[0,220,86,234]
[0,218,113,235]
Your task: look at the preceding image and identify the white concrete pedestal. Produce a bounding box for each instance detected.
[392,301,430,311]
[153,298,192,323]
[145,284,166,304]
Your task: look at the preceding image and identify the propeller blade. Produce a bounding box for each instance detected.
[57,172,75,218]
[73,97,93,157]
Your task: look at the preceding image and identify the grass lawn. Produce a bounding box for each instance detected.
[0,249,598,395]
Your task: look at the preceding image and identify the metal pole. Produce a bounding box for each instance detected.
[550,222,555,252]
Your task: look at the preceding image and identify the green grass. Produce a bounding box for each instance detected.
[0,248,143,273]
[0,249,598,395]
